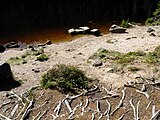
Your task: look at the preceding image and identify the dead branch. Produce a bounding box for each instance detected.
[136,90,149,99]
[145,101,152,110]
[64,99,73,114]
[10,104,19,118]
[13,103,27,120]
[32,112,41,120]
[2,106,11,114]
[81,98,89,116]
[104,99,111,120]
[32,100,48,110]
[54,94,69,117]
[150,109,160,120]
[37,91,44,100]
[101,86,119,97]
[9,91,25,106]
[118,110,130,120]
[68,104,79,119]
[0,101,11,109]
[110,87,126,115]
[0,114,11,120]
[37,109,48,120]
[91,112,97,120]
[96,100,100,113]
[152,105,156,117]
[50,113,56,120]
[98,113,103,120]
[20,99,34,120]
[136,100,140,120]
[130,99,136,120]
[141,84,146,92]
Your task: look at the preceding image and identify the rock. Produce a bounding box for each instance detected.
[46,40,52,45]
[0,61,13,83]
[74,29,84,34]
[147,28,155,33]
[90,29,101,36]
[109,24,126,33]
[68,28,76,35]
[79,26,90,34]
[5,41,20,48]
[32,68,40,73]
[92,60,103,67]
[150,32,156,37]
[0,44,6,53]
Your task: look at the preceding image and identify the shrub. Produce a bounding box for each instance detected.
[37,54,49,61]
[41,64,91,93]
[120,19,130,28]
[145,18,154,25]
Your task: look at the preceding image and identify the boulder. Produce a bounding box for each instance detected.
[147,28,155,33]
[68,28,77,35]
[79,26,90,34]
[109,24,126,33]
[92,60,103,67]
[46,40,52,45]
[90,29,101,36]
[5,41,20,48]
[75,29,84,34]
[0,61,13,83]
[0,44,6,53]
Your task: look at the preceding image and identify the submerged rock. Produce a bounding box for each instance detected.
[109,24,126,33]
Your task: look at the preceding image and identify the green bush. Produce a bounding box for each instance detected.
[37,54,49,61]
[145,18,154,25]
[41,64,91,93]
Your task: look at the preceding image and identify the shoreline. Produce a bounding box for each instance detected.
[0,25,160,95]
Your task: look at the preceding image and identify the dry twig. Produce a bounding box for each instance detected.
[110,87,126,115]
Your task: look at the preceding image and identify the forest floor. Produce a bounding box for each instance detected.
[0,25,160,120]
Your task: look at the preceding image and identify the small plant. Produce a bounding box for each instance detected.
[41,64,91,93]
[120,19,130,28]
[37,54,49,61]
[145,18,154,25]
[145,52,158,64]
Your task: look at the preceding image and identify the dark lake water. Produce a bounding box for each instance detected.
[0,23,111,45]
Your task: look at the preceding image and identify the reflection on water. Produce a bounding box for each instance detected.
[0,23,111,45]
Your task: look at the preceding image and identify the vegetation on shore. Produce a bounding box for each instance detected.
[145,1,160,25]
[7,48,49,65]
[41,64,93,93]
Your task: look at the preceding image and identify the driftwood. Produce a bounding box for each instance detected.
[150,109,160,120]
[10,104,19,118]
[81,98,89,116]
[64,99,73,114]
[68,104,79,119]
[104,99,111,120]
[37,109,48,120]
[91,112,97,120]
[145,101,152,110]
[9,91,24,106]
[0,101,11,109]
[136,100,140,120]
[130,99,137,120]
[111,87,126,115]
[136,90,149,99]
[118,110,130,120]
[130,99,142,120]
[33,112,41,120]
[0,114,11,120]
[20,99,34,120]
